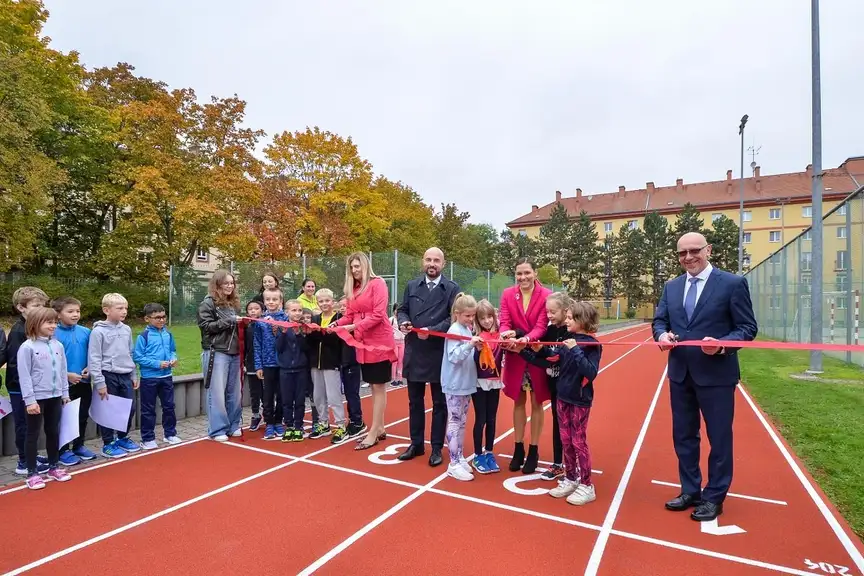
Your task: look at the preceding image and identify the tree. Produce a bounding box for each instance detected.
[612,224,648,316]
[260,127,387,259]
[642,212,672,306]
[494,228,536,274]
[706,215,744,272]
[567,210,602,299]
[367,177,437,257]
[536,203,574,281]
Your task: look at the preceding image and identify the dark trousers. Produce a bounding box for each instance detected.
[341,365,363,426]
[99,372,135,445]
[62,380,92,451]
[246,373,263,415]
[9,392,27,460]
[25,397,62,473]
[549,378,563,464]
[306,369,319,424]
[139,377,176,442]
[670,374,736,504]
[471,388,500,456]
[407,380,447,450]
[280,369,308,430]
[262,367,282,426]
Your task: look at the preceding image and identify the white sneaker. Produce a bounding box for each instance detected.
[164,436,182,445]
[458,458,472,475]
[447,463,474,482]
[566,483,596,506]
[549,478,579,499]
[140,440,159,450]
[212,434,229,442]
[230,429,242,438]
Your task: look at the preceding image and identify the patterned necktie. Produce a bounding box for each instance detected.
[684,277,699,321]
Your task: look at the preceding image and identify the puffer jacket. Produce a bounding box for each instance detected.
[254,310,289,370]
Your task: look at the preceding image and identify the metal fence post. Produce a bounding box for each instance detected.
[846,202,853,362]
[394,249,399,306]
[302,254,307,280]
[168,265,174,326]
[487,270,491,299]
[450,261,454,279]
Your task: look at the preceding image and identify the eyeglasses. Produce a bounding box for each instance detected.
[150,315,167,321]
[677,245,707,258]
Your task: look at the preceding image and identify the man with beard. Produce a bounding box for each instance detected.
[396,247,460,466]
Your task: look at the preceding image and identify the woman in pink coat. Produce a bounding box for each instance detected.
[336,252,396,450]
[499,257,553,474]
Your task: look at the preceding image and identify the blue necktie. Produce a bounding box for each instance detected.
[684,277,699,321]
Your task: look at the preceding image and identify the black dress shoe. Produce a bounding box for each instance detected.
[691,501,723,522]
[664,493,702,511]
[429,448,443,467]
[397,445,425,461]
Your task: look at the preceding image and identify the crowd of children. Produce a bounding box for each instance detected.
[3,274,604,506]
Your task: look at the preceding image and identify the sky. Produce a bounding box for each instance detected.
[42,0,864,231]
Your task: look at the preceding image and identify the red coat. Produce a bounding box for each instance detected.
[336,277,397,364]
[499,281,553,402]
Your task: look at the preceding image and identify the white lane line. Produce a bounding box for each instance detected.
[498,453,603,475]
[584,364,669,576]
[296,337,651,576]
[738,383,864,573]
[650,480,788,506]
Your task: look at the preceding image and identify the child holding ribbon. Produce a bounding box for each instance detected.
[470,299,503,475]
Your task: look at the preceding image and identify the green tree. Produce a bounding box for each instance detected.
[494,228,536,274]
[568,210,602,299]
[536,203,574,281]
[706,214,744,272]
[367,177,437,257]
[642,212,672,306]
[612,224,648,315]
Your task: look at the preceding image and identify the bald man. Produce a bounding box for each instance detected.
[652,232,757,522]
[396,247,461,467]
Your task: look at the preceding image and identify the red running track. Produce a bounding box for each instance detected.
[1,324,862,576]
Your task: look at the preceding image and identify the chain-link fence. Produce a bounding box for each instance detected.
[745,185,864,366]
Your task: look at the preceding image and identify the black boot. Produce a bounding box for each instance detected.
[509,442,525,471]
[522,444,539,474]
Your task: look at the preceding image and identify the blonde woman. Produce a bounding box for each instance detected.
[196,270,242,442]
[335,252,396,450]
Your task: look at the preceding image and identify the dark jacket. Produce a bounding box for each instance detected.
[253,310,289,370]
[307,312,343,371]
[275,327,309,372]
[527,333,602,407]
[520,323,569,380]
[196,296,239,355]
[3,316,23,393]
[243,320,255,374]
[396,275,460,383]
[474,339,503,380]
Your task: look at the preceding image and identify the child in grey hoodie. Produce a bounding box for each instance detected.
[88,293,141,459]
[17,307,72,490]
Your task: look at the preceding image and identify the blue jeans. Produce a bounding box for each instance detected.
[100,372,136,445]
[202,351,242,437]
[140,377,177,441]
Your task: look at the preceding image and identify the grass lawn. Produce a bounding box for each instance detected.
[739,346,864,539]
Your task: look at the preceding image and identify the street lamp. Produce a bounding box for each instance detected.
[738,114,749,275]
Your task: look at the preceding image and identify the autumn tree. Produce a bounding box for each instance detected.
[568,210,602,299]
[706,215,743,272]
[367,177,437,257]
[260,127,387,259]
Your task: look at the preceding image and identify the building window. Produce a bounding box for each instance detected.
[628,220,638,230]
[769,208,781,220]
[604,222,613,234]
[742,256,750,268]
[518,230,527,237]
[743,232,751,244]
[838,205,847,216]
[769,296,781,309]
[802,230,812,241]
[802,205,812,218]
[836,297,848,310]
[836,250,848,270]
[801,252,812,271]
[743,211,752,222]
[196,248,208,262]
[712,213,723,222]
[769,231,781,242]
[836,273,848,293]
[770,275,782,286]
[837,226,847,239]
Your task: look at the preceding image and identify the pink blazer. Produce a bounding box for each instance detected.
[498,281,553,401]
[336,277,397,364]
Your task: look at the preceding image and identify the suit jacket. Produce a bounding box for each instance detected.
[652,267,758,386]
[397,275,460,383]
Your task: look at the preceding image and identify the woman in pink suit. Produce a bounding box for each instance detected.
[336,252,396,451]
[499,257,553,474]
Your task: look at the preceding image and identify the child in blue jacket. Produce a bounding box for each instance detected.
[277,299,310,443]
[133,303,181,450]
[254,288,289,440]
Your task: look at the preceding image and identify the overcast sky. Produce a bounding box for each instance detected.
[42,0,864,230]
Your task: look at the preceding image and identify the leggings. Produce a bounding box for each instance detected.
[549,378,563,464]
[557,400,592,485]
[445,394,471,463]
[26,397,62,474]
[471,388,500,456]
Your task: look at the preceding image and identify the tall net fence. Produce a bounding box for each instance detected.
[745,186,864,366]
[167,251,521,325]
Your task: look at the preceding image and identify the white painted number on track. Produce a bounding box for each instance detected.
[367,444,411,465]
[804,559,851,575]
[502,469,550,496]
[699,518,746,536]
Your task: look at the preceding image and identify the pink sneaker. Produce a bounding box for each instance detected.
[26,475,45,490]
[47,468,71,483]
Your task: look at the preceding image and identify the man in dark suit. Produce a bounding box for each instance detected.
[652,232,758,522]
[396,247,460,467]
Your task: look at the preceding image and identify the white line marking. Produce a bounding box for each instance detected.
[738,383,864,573]
[297,336,651,575]
[0,436,210,497]
[584,364,668,576]
[650,480,788,506]
[498,453,603,475]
